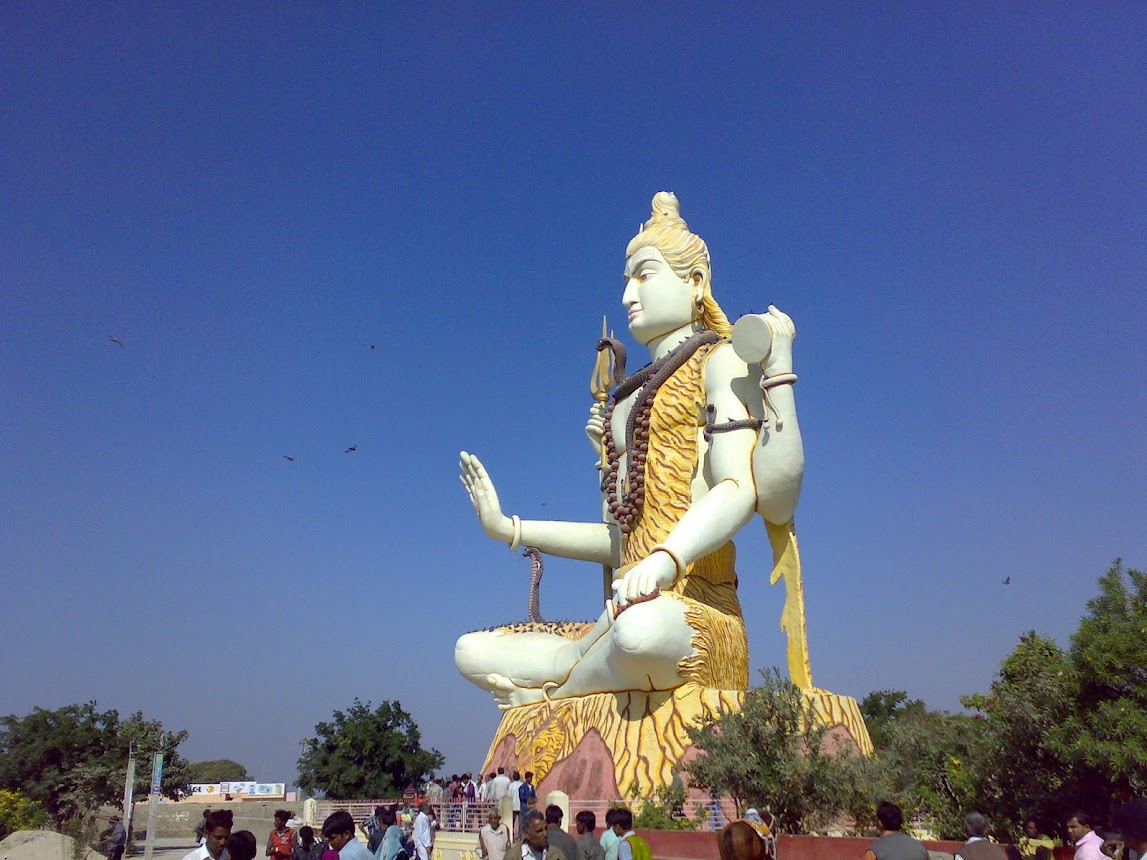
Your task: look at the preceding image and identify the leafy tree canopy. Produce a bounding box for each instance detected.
[684,667,870,834]
[296,699,444,800]
[957,560,1147,834]
[860,690,927,751]
[0,702,190,827]
[866,697,989,839]
[188,759,251,783]
[961,632,1076,837]
[1060,560,1147,789]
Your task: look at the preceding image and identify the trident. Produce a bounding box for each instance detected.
[590,316,626,602]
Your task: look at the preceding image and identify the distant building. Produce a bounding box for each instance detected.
[184,782,288,802]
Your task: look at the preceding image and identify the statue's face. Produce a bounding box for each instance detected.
[623,246,698,345]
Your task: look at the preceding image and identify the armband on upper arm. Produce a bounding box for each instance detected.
[703,404,762,443]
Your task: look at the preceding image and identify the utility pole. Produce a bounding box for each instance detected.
[121,741,137,839]
[143,739,165,860]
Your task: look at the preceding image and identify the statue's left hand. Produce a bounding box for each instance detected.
[611,550,677,608]
[762,305,796,376]
[459,451,513,542]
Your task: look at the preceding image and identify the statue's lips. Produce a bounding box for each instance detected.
[627,306,641,321]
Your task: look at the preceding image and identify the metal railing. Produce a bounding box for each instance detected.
[309,797,738,834]
[309,800,498,834]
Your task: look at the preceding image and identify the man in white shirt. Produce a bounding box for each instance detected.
[413,803,434,860]
[506,771,523,832]
[1066,812,1104,860]
[489,768,511,803]
[478,810,512,860]
[184,810,233,860]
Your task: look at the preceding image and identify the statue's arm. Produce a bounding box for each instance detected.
[459,451,618,566]
[661,345,760,555]
[751,377,803,524]
[516,519,618,565]
[748,306,804,525]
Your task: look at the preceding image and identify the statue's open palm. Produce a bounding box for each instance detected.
[459,451,512,542]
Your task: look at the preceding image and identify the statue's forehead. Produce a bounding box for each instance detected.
[624,245,667,275]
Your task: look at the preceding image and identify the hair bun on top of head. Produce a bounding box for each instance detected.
[644,191,686,230]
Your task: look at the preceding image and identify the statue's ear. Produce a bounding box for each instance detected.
[691,269,706,303]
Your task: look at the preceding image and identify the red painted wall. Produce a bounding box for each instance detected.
[636,830,1034,860]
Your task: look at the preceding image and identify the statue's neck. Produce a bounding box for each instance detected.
[646,321,703,362]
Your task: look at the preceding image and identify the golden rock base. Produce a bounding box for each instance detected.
[481,683,873,801]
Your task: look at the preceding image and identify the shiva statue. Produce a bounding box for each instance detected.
[456,193,869,798]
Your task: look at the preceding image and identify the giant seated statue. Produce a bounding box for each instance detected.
[456,193,870,800]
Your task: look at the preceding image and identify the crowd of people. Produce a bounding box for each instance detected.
[182,809,337,860]
[168,792,1147,860]
[174,792,649,860]
[859,801,1147,860]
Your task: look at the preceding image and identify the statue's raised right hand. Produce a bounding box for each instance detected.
[459,451,513,542]
[585,401,608,453]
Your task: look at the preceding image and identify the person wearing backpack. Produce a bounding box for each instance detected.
[610,809,649,860]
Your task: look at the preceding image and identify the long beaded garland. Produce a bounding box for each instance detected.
[602,331,721,535]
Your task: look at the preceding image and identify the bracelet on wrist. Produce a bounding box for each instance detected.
[761,371,797,390]
[651,544,687,580]
[508,515,522,552]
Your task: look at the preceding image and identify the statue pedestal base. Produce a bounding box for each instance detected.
[481,683,872,802]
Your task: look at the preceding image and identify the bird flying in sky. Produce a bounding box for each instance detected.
[345,444,357,453]
[108,335,124,348]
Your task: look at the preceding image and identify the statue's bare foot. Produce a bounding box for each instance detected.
[486,673,550,710]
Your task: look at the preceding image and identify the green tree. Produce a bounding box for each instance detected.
[683,668,872,834]
[0,789,49,839]
[629,780,694,831]
[961,632,1076,838]
[296,700,444,799]
[188,759,251,783]
[860,690,927,751]
[0,703,191,828]
[957,560,1147,833]
[862,696,989,839]
[1057,560,1147,798]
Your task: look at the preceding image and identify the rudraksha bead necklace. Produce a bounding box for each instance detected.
[603,330,721,534]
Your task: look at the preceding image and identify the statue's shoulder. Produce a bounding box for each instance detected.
[702,339,754,387]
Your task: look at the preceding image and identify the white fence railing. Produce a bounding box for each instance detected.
[308,800,498,834]
[307,797,737,835]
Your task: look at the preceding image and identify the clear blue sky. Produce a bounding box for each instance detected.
[2,4,1144,787]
